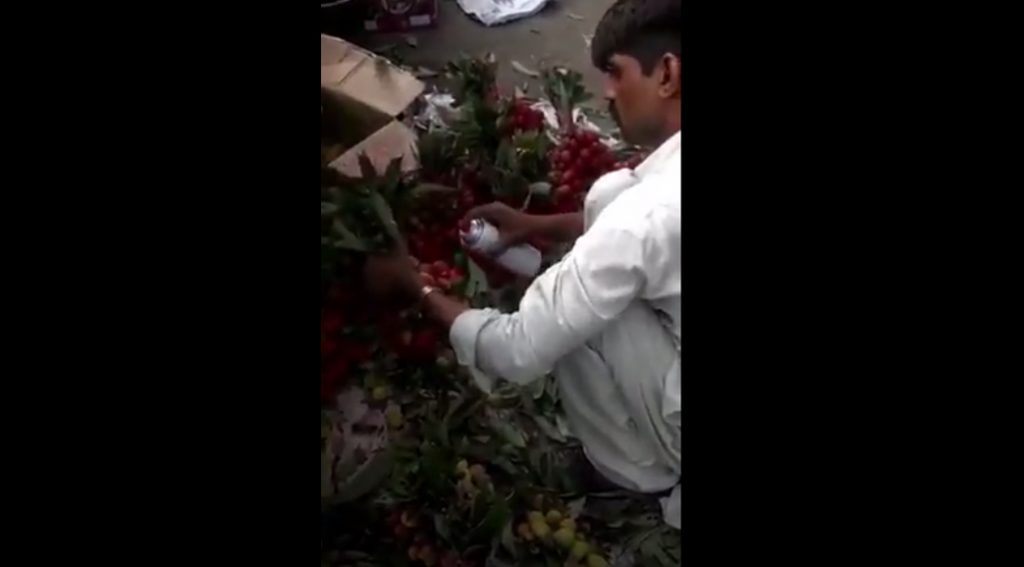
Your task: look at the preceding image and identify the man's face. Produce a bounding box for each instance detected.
[602,53,677,147]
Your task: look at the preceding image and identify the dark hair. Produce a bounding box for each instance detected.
[591,0,681,75]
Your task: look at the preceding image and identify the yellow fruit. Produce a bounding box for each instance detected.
[400,510,419,528]
[571,541,590,560]
[586,554,609,567]
[560,518,576,531]
[385,405,403,428]
[529,520,551,540]
[455,460,469,476]
[469,464,488,481]
[419,546,437,566]
[545,510,563,526]
[527,511,546,525]
[516,522,535,541]
[459,476,477,495]
[371,385,390,401]
[553,527,576,549]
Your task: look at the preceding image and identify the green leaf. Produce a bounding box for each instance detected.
[528,447,543,475]
[486,412,527,448]
[446,395,488,431]
[334,445,394,504]
[321,451,334,500]
[357,153,377,181]
[466,494,512,545]
[499,520,519,557]
[433,513,452,543]
[411,183,460,196]
[321,201,339,216]
[567,496,586,519]
[367,191,404,248]
[420,444,451,495]
[465,258,490,298]
[331,219,368,251]
[528,182,552,197]
[531,414,566,443]
[491,456,520,476]
[640,537,676,566]
[384,156,403,185]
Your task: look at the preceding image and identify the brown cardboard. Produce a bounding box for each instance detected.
[320,34,424,177]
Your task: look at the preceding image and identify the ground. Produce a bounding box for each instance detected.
[323,0,616,107]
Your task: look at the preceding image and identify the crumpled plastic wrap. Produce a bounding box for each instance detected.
[455,0,551,27]
[416,91,458,131]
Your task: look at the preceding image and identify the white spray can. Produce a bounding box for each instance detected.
[460,219,542,277]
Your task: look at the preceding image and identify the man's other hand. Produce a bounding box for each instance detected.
[364,254,423,300]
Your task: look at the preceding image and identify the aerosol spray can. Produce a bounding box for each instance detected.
[460,219,542,277]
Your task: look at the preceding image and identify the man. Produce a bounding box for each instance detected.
[367,0,682,528]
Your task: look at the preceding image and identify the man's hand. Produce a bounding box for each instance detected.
[462,203,541,252]
[463,204,584,252]
[365,253,471,330]
[364,254,423,300]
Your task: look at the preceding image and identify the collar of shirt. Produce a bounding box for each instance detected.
[633,130,682,180]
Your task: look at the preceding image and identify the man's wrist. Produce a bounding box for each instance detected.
[417,284,438,301]
[402,272,427,299]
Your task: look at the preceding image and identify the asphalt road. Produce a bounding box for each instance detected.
[322,0,616,107]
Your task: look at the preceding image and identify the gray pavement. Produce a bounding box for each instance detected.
[326,0,616,109]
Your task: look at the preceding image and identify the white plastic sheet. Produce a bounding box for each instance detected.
[455,0,551,27]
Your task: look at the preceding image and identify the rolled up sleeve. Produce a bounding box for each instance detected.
[449,212,659,385]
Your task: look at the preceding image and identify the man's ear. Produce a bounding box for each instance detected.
[657,54,681,98]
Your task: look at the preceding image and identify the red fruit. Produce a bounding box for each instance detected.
[561,169,575,184]
[394,524,410,539]
[580,148,592,162]
[321,357,350,403]
[559,150,572,162]
[322,313,342,334]
[408,329,439,359]
[555,185,572,200]
[344,342,373,363]
[321,336,338,358]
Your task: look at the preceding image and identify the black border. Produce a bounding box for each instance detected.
[4,1,971,563]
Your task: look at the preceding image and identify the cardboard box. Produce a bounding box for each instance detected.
[363,0,439,33]
[320,34,425,177]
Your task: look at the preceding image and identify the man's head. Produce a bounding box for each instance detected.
[591,0,681,148]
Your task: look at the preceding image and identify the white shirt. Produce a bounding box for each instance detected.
[450,132,682,525]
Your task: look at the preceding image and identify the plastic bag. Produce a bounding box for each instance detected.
[455,0,550,27]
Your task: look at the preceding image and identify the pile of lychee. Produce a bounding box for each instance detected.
[547,129,616,209]
[414,257,465,292]
[500,98,545,136]
[454,459,493,504]
[515,499,608,567]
